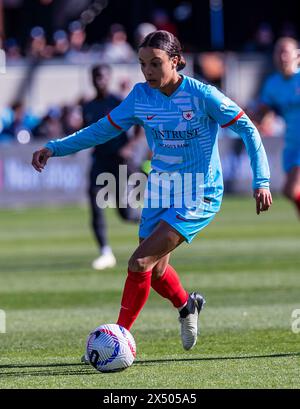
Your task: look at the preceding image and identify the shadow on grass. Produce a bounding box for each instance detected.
[0,351,299,377]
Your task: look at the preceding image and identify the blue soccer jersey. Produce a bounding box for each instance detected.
[46,74,270,214]
[260,71,300,171]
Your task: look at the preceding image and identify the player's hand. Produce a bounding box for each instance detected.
[32,147,53,173]
[253,188,272,215]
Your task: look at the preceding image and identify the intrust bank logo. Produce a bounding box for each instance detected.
[0,49,6,74]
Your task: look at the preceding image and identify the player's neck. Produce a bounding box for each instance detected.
[96,89,109,99]
[280,67,296,78]
[159,74,183,97]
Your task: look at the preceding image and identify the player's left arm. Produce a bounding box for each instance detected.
[32,87,138,172]
[205,86,272,215]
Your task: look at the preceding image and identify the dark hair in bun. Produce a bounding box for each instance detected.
[139,30,186,71]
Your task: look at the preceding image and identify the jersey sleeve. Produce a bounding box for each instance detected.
[204,85,270,190]
[204,85,245,128]
[228,114,270,189]
[45,87,137,157]
[107,86,137,131]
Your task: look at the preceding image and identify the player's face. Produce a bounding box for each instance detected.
[92,67,111,92]
[274,42,299,75]
[138,47,179,90]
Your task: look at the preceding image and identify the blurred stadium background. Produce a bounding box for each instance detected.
[0,0,300,389]
[1,0,298,206]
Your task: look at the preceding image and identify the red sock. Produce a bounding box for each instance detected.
[117,269,152,331]
[294,192,300,214]
[151,264,189,308]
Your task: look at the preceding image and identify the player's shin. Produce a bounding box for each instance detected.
[151,264,189,308]
[117,269,152,330]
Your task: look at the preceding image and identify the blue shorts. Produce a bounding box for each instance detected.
[139,206,216,243]
[283,147,300,173]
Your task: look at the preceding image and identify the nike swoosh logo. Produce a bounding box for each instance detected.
[176,214,189,222]
[147,114,157,120]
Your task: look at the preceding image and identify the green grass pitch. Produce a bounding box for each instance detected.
[0,196,299,389]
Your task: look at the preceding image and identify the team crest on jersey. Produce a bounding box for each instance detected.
[182,110,195,121]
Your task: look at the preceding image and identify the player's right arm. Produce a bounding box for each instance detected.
[32,86,137,172]
[204,85,272,214]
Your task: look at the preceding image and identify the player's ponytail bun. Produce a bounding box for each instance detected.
[177,55,186,71]
[139,30,186,71]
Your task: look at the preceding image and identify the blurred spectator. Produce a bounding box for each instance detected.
[195,52,225,88]
[52,29,69,58]
[61,104,83,135]
[134,22,157,49]
[0,107,15,144]
[101,23,136,63]
[243,22,274,54]
[28,26,53,59]
[69,20,86,51]
[0,101,40,143]
[33,107,63,139]
[65,20,88,62]
[151,9,177,36]
[4,37,22,60]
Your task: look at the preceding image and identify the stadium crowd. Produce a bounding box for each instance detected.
[0,0,298,145]
[0,18,157,144]
[0,0,182,144]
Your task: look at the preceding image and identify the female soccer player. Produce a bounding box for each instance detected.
[257,37,300,217]
[32,31,272,351]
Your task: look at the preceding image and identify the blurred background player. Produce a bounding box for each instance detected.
[257,37,300,217]
[82,64,142,270]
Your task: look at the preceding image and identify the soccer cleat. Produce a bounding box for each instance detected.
[92,253,116,270]
[178,292,206,351]
[81,354,90,365]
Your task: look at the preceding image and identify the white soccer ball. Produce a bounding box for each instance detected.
[85,324,136,372]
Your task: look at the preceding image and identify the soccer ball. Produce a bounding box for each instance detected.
[85,324,136,372]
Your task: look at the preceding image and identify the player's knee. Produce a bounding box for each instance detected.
[128,256,150,273]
